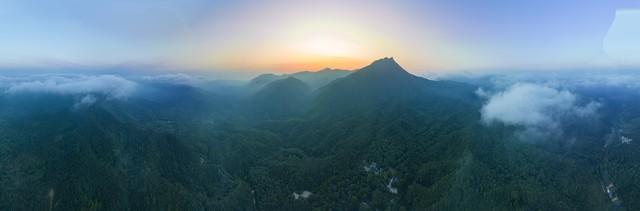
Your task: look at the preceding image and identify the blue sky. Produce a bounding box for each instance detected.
[1,0,638,76]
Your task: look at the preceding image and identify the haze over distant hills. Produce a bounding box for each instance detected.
[3,0,640,210]
[1,58,640,210]
[247,68,351,91]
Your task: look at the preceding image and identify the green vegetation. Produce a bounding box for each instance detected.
[1,59,638,210]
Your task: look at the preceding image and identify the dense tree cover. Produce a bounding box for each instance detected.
[1,59,638,210]
[245,77,311,119]
[602,89,640,210]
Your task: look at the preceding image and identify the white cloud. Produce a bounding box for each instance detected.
[6,75,137,99]
[474,87,491,99]
[73,94,98,109]
[480,83,600,139]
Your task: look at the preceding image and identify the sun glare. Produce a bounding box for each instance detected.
[298,35,358,57]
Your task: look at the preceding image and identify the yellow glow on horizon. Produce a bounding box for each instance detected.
[297,35,359,57]
[179,1,463,73]
[271,55,369,72]
[203,17,385,72]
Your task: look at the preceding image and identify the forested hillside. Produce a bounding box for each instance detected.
[1,59,638,210]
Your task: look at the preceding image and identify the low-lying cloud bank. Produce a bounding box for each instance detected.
[0,73,216,108]
[479,83,600,140]
[5,75,137,99]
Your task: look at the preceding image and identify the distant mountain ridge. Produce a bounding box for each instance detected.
[247,68,351,90]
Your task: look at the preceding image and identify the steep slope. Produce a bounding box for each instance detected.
[312,57,477,113]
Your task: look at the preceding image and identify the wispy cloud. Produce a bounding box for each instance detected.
[5,75,137,99]
[479,83,600,140]
[73,94,98,109]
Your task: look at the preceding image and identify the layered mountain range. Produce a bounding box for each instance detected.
[0,58,638,210]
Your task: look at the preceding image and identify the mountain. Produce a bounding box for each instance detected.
[246,57,484,210]
[247,68,351,91]
[247,73,281,90]
[287,68,352,89]
[1,58,634,210]
[246,77,312,119]
[312,57,477,113]
[246,58,609,210]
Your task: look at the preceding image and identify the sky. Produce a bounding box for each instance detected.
[0,0,639,77]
